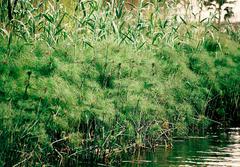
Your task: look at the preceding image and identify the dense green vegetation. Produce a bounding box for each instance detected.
[0,0,239,166]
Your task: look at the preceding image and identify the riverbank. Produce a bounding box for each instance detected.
[0,29,239,165]
[0,1,240,166]
[121,127,240,166]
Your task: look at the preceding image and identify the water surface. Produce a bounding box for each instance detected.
[122,128,240,167]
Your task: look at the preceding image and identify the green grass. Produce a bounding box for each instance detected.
[0,0,240,166]
[0,32,239,165]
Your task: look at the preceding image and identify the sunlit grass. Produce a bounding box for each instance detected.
[0,0,239,166]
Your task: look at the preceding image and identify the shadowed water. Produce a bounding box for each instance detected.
[122,128,240,167]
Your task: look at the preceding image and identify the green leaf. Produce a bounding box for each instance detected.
[43,13,54,23]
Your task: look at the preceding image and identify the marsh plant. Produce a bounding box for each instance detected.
[0,0,239,166]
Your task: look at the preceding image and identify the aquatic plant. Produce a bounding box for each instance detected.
[0,0,239,166]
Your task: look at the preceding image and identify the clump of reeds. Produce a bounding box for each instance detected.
[0,0,239,166]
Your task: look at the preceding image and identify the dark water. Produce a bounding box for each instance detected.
[122,128,240,167]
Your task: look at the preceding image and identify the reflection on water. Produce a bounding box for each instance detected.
[122,128,240,167]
